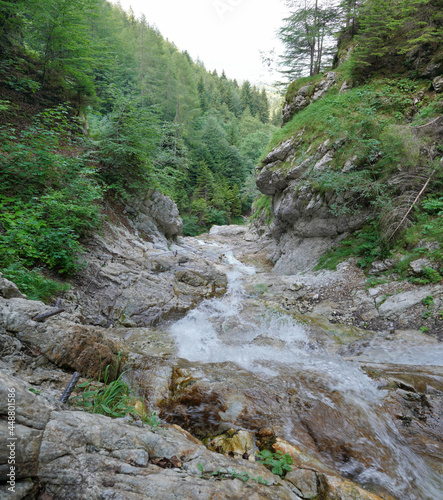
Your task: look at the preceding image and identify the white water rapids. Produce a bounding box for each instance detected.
[168,247,443,500]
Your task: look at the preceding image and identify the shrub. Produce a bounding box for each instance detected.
[1,263,69,302]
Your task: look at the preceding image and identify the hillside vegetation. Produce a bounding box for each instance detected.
[0,0,277,299]
[259,0,443,284]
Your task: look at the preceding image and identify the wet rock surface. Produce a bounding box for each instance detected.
[1,217,442,499]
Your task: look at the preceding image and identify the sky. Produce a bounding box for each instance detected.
[112,0,289,84]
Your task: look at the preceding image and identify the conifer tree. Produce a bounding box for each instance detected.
[278,0,340,79]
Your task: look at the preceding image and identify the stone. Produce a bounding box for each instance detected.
[264,138,296,164]
[62,216,228,328]
[313,151,334,171]
[432,76,443,93]
[125,190,182,240]
[369,259,396,275]
[311,72,336,102]
[342,155,359,173]
[422,61,442,78]
[282,73,336,124]
[0,370,54,480]
[0,273,27,299]
[0,298,124,380]
[204,429,257,457]
[0,370,53,430]
[37,411,299,499]
[256,164,289,195]
[378,287,439,316]
[209,224,248,236]
[285,468,325,499]
[325,474,384,499]
[339,80,352,94]
[0,480,35,499]
[408,258,435,276]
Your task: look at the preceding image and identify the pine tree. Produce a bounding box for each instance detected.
[240,80,253,114]
[278,0,340,79]
[258,88,270,123]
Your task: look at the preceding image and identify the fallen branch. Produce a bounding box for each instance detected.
[60,372,82,404]
[32,308,65,322]
[387,171,435,243]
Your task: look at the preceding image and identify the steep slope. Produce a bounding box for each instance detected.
[255,65,443,277]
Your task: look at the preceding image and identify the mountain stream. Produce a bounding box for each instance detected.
[132,238,443,500]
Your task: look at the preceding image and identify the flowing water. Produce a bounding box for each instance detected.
[166,245,443,500]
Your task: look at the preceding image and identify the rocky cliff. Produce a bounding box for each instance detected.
[255,72,443,276]
[64,192,227,328]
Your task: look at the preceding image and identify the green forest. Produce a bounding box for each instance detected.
[0,0,277,297]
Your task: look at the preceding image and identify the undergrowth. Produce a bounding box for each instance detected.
[265,68,442,281]
[70,359,161,428]
[0,104,103,300]
[249,194,273,226]
[315,221,390,271]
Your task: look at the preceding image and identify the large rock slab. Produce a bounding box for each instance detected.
[0,370,54,481]
[69,221,227,328]
[378,286,440,317]
[38,411,300,499]
[125,189,183,242]
[0,297,124,380]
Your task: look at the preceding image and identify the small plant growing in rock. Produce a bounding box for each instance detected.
[422,295,434,308]
[143,410,161,429]
[71,366,135,418]
[256,450,293,478]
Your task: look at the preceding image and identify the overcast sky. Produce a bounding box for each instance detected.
[112,0,289,84]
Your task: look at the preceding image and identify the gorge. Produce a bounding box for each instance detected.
[1,0,443,498]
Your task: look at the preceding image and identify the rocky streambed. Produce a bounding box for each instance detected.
[1,218,442,499]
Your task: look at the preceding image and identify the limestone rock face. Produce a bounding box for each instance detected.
[0,297,124,380]
[282,72,336,125]
[0,371,54,480]
[37,411,300,500]
[125,190,183,245]
[68,218,227,328]
[255,133,370,274]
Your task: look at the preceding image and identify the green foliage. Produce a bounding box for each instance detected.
[278,0,340,80]
[71,358,161,428]
[422,197,443,215]
[92,88,160,198]
[1,0,275,244]
[256,450,293,478]
[1,264,69,302]
[409,267,442,285]
[71,366,135,418]
[143,410,161,429]
[182,215,201,236]
[352,0,443,78]
[0,200,85,275]
[250,195,273,225]
[316,222,390,270]
[0,106,102,277]
[422,295,434,307]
